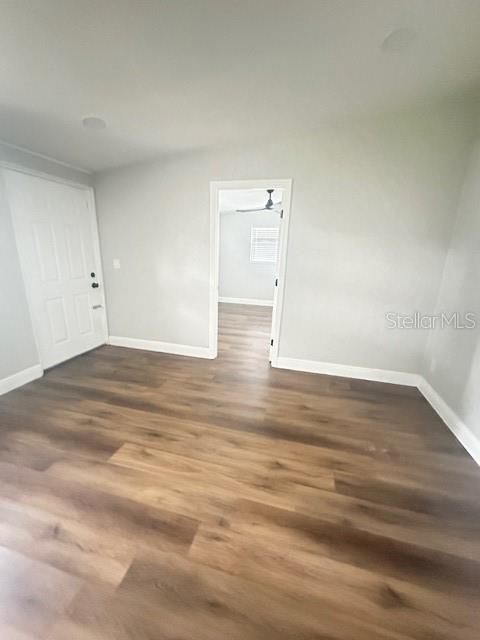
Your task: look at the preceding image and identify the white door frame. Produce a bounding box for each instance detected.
[209,178,293,364]
[2,162,109,371]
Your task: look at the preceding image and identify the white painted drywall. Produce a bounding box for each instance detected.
[2,2,480,171]
[219,210,279,302]
[0,146,90,381]
[423,136,480,441]
[95,97,477,372]
[0,172,39,378]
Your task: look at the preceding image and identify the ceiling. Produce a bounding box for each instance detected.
[1,0,480,172]
[220,189,283,213]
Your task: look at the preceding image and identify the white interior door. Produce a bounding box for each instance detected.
[269,211,283,361]
[4,169,108,369]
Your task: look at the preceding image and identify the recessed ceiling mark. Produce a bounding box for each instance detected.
[82,116,107,130]
[381,28,416,53]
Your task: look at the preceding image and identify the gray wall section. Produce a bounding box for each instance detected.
[423,138,480,441]
[0,172,39,378]
[0,144,91,380]
[95,97,477,372]
[219,210,279,301]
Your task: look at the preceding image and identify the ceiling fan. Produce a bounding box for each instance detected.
[236,189,281,213]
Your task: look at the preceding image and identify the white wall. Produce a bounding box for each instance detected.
[219,210,279,302]
[0,173,39,379]
[423,136,480,445]
[95,97,477,372]
[0,144,91,382]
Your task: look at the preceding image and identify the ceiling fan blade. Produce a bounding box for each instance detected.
[235,190,281,213]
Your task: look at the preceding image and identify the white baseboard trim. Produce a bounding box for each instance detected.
[219,297,273,307]
[273,355,479,466]
[108,336,216,359]
[273,356,420,387]
[418,377,480,466]
[0,363,43,396]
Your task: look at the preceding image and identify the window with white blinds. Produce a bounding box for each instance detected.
[250,227,280,263]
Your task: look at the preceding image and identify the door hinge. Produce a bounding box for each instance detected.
[270,339,274,346]
[275,278,278,287]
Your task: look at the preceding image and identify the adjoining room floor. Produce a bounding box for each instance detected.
[0,303,479,639]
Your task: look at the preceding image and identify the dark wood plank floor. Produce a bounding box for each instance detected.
[0,302,479,639]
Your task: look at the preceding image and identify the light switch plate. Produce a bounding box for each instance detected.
[113,258,121,269]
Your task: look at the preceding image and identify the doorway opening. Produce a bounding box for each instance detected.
[209,179,292,364]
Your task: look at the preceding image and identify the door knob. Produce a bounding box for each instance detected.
[91,282,99,288]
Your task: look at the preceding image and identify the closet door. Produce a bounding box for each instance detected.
[4,170,107,368]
